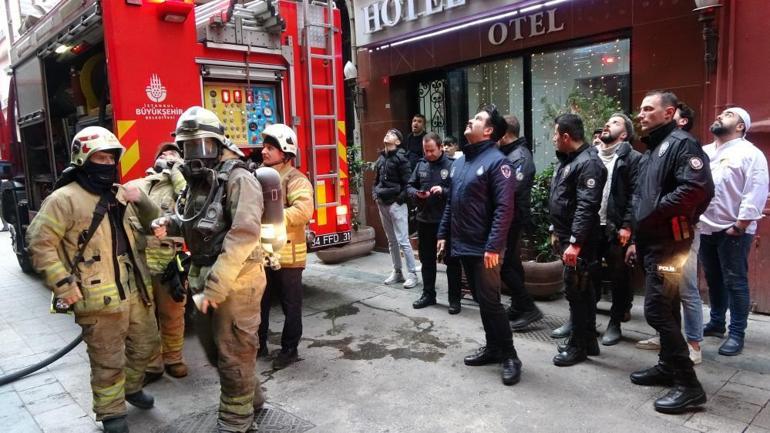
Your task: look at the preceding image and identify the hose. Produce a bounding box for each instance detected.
[0,335,83,387]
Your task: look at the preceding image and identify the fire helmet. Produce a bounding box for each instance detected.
[174,106,244,158]
[70,126,125,167]
[261,123,298,157]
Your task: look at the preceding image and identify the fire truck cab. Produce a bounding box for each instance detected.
[4,0,351,272]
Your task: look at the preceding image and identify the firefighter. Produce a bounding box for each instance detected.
[27,126,160,433]
[127,142,189,381]
[256,124,314,369]
[152,106,266,432]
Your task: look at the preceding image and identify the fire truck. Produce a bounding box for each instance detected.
[3,0,352,272]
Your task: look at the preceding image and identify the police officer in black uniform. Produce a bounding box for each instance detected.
[438,105,520,386]
[627,90,713,414]
[549,113,607,367]
[498,114,541,330]
[409,132,461,313]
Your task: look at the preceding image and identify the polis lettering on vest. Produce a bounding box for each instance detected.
[363,0,468,34]
[487,8,565,45]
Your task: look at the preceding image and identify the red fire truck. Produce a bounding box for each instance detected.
[3,0,351,272]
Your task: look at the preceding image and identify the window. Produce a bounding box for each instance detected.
[465,57,525,135]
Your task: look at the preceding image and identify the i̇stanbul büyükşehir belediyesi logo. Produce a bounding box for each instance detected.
[145,74,167,103]
[136,73,183,120]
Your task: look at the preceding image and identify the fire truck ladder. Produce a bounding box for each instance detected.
[302,0,340,210]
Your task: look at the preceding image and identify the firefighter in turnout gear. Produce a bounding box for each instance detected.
[256,123,314,370]
[126,142,189,381]
[27,127,161,433]
[152,106,267,432]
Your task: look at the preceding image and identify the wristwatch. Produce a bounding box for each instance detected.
[731,224,745,235]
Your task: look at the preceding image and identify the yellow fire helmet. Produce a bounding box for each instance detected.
[70,126,125,167]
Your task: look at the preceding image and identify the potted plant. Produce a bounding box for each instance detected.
[316,141,376,264]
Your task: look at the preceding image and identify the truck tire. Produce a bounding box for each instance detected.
[10,224,33,274]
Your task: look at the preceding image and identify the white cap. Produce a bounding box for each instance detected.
[725,107,751,136]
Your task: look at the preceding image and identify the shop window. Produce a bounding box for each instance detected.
[531,39,630,171]
[465,57,525,139]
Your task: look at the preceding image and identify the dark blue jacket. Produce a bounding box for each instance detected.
[437,140,515,257]
[500,137,535,229]
[406,152,453,223]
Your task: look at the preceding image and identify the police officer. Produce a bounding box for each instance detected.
[594,114,642,346]
[152,107,266,432]
[128,142,189,382]
[549,114,607,367]
[498,114,541,329]
[408,132,461,314]
[628,90,713,414]
[27,127,160,433]
[437,105,521,386]
[257,124,314,370]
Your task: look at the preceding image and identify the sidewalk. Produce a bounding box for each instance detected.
[1,230,769,433]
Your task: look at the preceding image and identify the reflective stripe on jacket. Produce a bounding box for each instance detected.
[276,163,314,267]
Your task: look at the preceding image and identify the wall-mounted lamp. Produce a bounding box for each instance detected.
[693,0,723,75]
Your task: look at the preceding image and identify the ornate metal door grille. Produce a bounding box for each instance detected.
[418,79,447,138]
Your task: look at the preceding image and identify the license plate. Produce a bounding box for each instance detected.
[311,231,351,249]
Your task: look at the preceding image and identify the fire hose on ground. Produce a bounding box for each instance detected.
[0,334,83,387]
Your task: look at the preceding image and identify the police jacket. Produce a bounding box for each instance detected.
[275,163,314,268]
[406,152,453,223]
[437,140,515,257]
[403,132,426,171]
[633,122,714,243]
[604,141,643,236]
[373,148,411,206]
[170,156,265,304]
[500,137,535,229]
[549,143,607,245]
[27,182,158,316]
[127,166,186,275]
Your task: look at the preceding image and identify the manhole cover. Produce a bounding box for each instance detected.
[155,403,315,433]
[512,314,568,343]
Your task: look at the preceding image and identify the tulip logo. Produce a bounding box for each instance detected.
[145,74,167,103]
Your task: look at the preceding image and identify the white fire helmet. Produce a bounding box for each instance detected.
[174,106,244,158]
[70,126,125,167]
[261,123,298,157]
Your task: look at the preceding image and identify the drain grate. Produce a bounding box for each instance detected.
[512,314,568,343]
[155,403,315,433]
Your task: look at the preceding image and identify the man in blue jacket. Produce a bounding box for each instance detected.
[437,105,520,386]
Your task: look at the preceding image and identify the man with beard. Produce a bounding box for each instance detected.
[549,114,607,366]
[437,105,521,385]
[497,114,541,330]
[593,114,642,346]
[27,127,160,433]
[628,90,713,414]
[152,107,266,432]
[403,114,428,171]
[699,107,769,356]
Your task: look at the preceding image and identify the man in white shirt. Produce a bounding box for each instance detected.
[699,107,769,356]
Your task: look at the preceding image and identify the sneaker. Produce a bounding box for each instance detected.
[688,342,702,365]
[635,335,661,350]
[384,270,405,285]
[403,272,419,289]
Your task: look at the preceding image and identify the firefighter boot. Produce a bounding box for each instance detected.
[125,390,155,409]
[165,362,188,378]
[102,415,129,433]
[654,368,707,414]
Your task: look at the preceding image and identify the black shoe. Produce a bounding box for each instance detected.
[257,345,269,358]
[506,306,522,321]
[718,336,744,356]
[501,357,522,386]
[448,303,461,315]
[630,364,674,386]
[654,385,707,414]
[125,390,154,409]
[553,346,587,366]
[102,415,129,433]
[510,307,544,331]
[557,336,599,356]
[413,295,437,309]
[601,320,622,346]
[550,321,572,339]
[464,346,502,366]
[272,348,299,370]
[143,371,163,386]
[703,322,726,338]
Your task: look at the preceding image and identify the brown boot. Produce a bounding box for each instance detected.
[165,362,189,378]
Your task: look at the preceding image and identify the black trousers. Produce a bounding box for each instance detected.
[559,242,598,346]
[460,256,514,354]
[500,225,536,313]
[639,241,693,370]
[258,267,304,351]
[593,228,632,322]
[419,222,461,304]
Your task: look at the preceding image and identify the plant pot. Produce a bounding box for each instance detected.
[521,259,564,300]
[316,225,376,264]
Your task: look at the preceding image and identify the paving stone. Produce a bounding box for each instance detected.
[0,390,43,433]
[716,382,770,406]
[33,402,98,433]
[747,426,770,433]
[12,370,59,392]
[754,405,770,430]
[685,411,749,432]
[731,371,770,391]
[703,395,763,424]
[17,382,75,416]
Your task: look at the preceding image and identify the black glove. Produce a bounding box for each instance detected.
[161,253,189,303]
